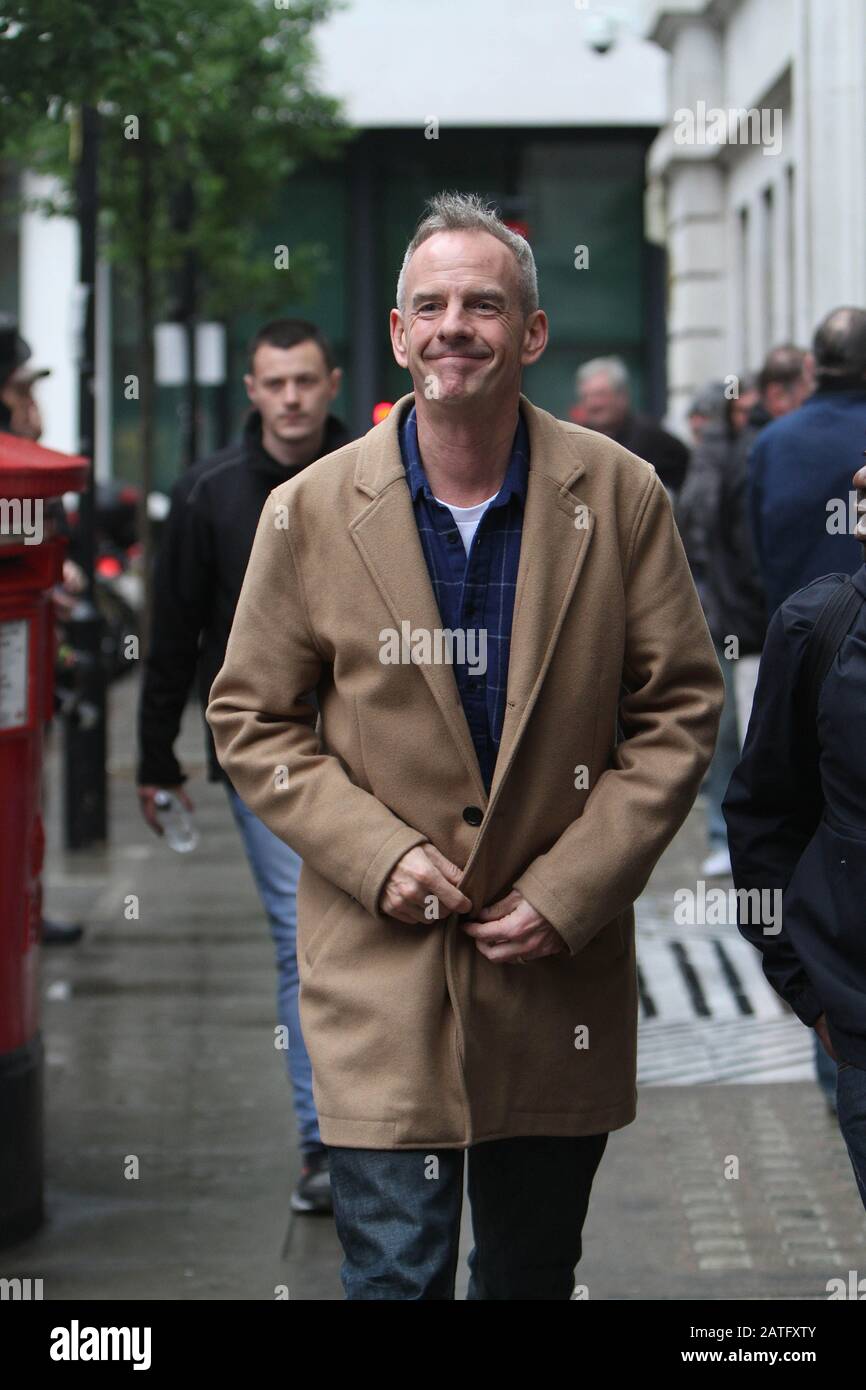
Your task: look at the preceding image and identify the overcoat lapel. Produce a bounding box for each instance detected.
[487,397,595,807]
[349,392,596,809]
[350,396,488,802]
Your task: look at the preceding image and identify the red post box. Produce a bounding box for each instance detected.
[0,432,89,1247]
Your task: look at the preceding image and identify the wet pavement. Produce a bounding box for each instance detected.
[3,672,865,1300]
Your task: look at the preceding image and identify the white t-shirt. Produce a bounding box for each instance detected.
[432,491,499,555]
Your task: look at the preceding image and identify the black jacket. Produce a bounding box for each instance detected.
[137,410,351,786]
[675,418,734,579]
[723,565,866,1068]
[703,409,769,654]
[614,412,690,494]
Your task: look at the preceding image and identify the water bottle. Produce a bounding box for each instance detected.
[153,790,199,853]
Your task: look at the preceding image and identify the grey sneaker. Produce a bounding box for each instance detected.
[291,1149,332,1215]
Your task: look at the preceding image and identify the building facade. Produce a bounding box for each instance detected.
[645,0,866,431]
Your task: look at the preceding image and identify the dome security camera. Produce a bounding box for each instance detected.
[584,13,618,55]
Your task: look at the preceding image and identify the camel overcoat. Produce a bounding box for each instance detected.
[207,393,724,1148]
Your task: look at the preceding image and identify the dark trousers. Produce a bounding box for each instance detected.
[837,1061,866,1212]
[328,1132,609,1300]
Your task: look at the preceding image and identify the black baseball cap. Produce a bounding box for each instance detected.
[0,314,50,389]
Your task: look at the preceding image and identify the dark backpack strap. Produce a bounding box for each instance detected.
[802,576,865,732]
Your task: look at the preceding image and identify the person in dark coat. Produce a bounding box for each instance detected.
[676,349,810,878]
[137,318,350,1215]
[709,347,812,715]
[573,354,690,494]
[676,380,736,604]
[723,460,866,1207]
[748,308,866,617]
[747,313,866,1108]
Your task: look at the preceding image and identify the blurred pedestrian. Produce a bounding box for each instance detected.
[137,319,349,1215]
[688,347,811,878]
[677,380,734,602]
[748,308,866,616]
[686,379,729,449]
[729,374,760,436]
[727,347,812,738]
[208,192,723,1300]
[675,380,741,878]
[0,316,85,945]
[724,459,866,1203]
[574,354,690,495]
[0,315,50,440]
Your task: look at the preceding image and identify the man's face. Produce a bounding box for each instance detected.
[764,366,813,419]
[688,411,711,446]
[730,387,759,434]
[390,229,547,407]
[244,340,341,446]
[577,374,629,435]
[0,369,43,440]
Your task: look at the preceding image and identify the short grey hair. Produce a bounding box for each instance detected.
[395,191,539,317]
[575,356,630,396]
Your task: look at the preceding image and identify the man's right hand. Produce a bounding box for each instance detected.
[379,844,472,924]
[138,784,194,837]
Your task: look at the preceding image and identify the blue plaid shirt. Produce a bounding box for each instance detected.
[399,402,529,792]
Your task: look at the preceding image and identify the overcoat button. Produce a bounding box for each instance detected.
[463,806,483,826]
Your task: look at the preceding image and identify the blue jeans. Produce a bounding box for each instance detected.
[815,1032,838,1108]
[327,1133,609,1299]
[224,783,321,1153]
[836,1062,866,1211]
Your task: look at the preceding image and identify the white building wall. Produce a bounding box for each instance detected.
[722,0,795,112]
[646,0,866,434]
[798,0,866,320]
[313,0,667,126]
[18,173,79,454]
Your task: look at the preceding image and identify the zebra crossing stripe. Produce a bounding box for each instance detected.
[638,935,786,1023]
[712,940,753,1015]
[633,901,804,1083]
[670,940,711,1017]
[638,940,698,1019]
[636,964,656,1020]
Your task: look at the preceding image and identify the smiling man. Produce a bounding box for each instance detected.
[207,193,724,1299]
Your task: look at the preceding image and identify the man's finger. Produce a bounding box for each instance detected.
[477,892,520,922]
[423,845,464,886]
[424,866,472,916]
[476,936,538,964]
[473,927,564,964]
[382,869,469,921]
[461,912,520,942]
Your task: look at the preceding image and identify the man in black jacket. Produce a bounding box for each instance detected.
[573,354,690,495]
[723,462,866,1209]
[137,319,350,1214]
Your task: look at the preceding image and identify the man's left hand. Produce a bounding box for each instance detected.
[460,888,567,964]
